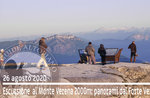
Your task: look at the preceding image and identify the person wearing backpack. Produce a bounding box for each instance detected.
[128,41,137,63]
[37,37,48,69]
[85,42,96,64]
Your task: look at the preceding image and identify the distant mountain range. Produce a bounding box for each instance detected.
[0,35,88,64]
[42,35,88,64]
[0,27,150,64]
[3,27,150,41]
[74,27,150,41]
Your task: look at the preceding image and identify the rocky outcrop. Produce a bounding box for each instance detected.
[60,63,150,83]
[60,63,150,98]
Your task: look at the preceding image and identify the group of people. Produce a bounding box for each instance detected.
[85,41,137,65]
[85,42,106,65]
[0,37,138,68]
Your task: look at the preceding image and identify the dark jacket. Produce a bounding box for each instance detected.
[85,44,95,56]
[98,48,106,57]
[128,43,136,53]
[39,40,47,54]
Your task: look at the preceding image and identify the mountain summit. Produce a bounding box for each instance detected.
[44,35,86,55]
[127,32,150,41]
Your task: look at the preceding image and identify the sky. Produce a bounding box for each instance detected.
[0,0,150,39]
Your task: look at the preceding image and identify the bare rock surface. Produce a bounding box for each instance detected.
[1,62,150,98]
[58,63,150,98]
[60,63,150,83]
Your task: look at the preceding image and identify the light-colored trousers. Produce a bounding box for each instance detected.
[88,55,96,64]
[37,53,48,68]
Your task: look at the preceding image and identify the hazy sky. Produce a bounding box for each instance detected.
[0,0,150,39]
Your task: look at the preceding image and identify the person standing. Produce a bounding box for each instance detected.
[128,41,137,63]
[37,37,48,69]
[85,42,96,64]
[98,44,106,65]
[0,49,4,66]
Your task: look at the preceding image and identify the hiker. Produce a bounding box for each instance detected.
[128,41,137,63]
[37,37,48,69]
[0,49,4,66]
[85,42,96,64]
[98,44,106,65]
